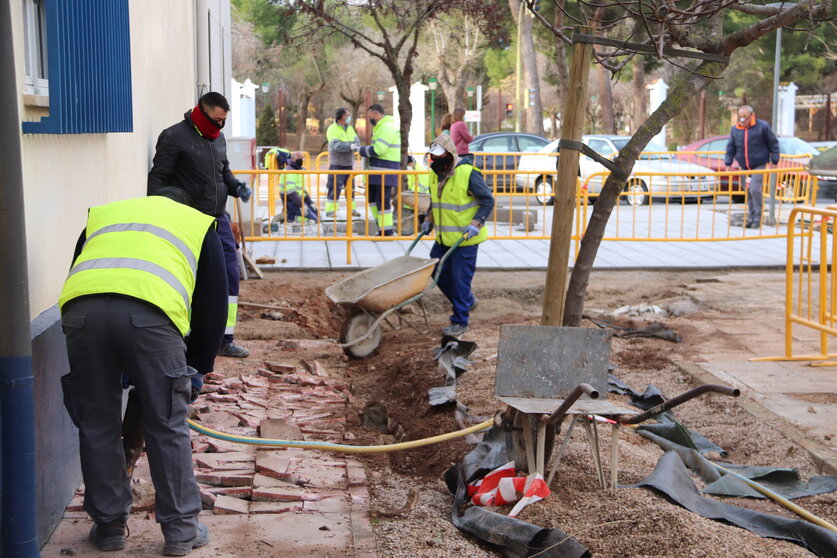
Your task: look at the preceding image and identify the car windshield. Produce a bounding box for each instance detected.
[779,137,817,155]
[610,139,672,160]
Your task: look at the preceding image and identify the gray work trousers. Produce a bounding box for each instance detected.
[747,165,766,225]
[61,295,200,542]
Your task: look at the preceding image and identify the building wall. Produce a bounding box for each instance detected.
[9,0,231,546]
[16,1,198,319]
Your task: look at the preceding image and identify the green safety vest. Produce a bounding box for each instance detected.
[429,164,487,247]
[407,161,430,194]
[265,147,290,169]
[326,123,358,143]
[279,171,305,195]
[59,196,215,336]
[370,115,401,165]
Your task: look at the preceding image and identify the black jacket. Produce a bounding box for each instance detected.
[148,111,243,217]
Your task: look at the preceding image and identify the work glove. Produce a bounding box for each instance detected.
[350,143,361,152]
[463,224,481,239]
[188,366,204,403]
[236,183,252,203]
[421,221,433,234]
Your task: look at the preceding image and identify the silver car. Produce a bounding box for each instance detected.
[517,135,716,206]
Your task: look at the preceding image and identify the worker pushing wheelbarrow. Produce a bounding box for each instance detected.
[326,133,495,357]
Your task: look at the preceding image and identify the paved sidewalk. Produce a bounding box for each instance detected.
[40,340,376,558]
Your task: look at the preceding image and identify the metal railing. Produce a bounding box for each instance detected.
[230,166,817,264]
[753,206,835,363]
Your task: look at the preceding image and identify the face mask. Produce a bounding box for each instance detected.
[430,155,453,176]
[370,118,378,127]
[345,115,351,124]
[293,158,303,168]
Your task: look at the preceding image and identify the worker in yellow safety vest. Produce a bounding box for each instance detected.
[264,146,291,170]
[421,134,494,337]
[353,103,401,235]
[58,188,227,553]
[325,108,360,217]
[279,151,318,224]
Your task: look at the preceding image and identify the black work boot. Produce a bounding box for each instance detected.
[163,523,210,556]
[89,521,126,551]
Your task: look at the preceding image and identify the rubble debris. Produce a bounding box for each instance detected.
[370,488,419,519]
[361,402,391,433]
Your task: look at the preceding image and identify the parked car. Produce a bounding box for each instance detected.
[809,141,837,152]
[808,144,837,190]
[469,132,550,191]
[517,135,715,206]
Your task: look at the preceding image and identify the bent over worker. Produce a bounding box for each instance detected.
[422,134,494,337]
[355,103,400,236]
[59,189,227,556]
[148,92,251,358]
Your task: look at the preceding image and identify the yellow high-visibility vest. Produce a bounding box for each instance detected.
[429,164,487,247]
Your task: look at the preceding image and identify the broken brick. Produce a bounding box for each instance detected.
[255,455,292,480]
[252,486,322,502]
[249,501,303,514]
[194,469,253,487]
[198,486,216,507]
[212,494,250,514]
[260,418,303,441]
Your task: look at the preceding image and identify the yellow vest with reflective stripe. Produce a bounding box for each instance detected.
[279,171,305,195]
[429,164,487,247]
[407,161,430,194]
[58,196,215,336]
[326,123,358,143]
[370,115,401,164]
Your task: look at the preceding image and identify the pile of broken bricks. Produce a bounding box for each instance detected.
[68,356,370,520]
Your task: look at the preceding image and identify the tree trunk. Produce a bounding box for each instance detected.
[632,57,645,134]
[553,0,569,135]
[395,78,412,168]
[562,60,728,327]
[297,92,310,151]
[521,12,544,136]
[598,65,615,134]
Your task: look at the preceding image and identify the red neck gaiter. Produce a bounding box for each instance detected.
[190,105,222,140]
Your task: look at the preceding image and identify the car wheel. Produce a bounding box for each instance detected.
[626,180,649,206]
[535,177,555,205]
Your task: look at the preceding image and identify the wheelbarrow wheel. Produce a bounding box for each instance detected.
[340,311,382,359]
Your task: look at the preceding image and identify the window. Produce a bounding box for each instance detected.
[482,136,512,152]
[516,136,548,152]
[588,139,614,156]
[23,0,48,96]
[22,0,133,134]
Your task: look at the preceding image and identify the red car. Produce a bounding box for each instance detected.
[677,135,818,197]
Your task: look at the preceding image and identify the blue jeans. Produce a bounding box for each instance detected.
[430,242,479,326]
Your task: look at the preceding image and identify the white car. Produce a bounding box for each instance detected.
[517,135,716,206]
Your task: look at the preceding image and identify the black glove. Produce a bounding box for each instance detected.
[236,182,252,203]
[188,366,204,403]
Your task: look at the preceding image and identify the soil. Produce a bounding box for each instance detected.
[237,269,836,558]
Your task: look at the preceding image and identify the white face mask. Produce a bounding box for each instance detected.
[345,115,351,124]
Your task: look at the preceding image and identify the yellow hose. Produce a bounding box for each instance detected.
[187,416,497,454]
[712,462,837,532]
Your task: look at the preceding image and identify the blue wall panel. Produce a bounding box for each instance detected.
[22,0,133,134]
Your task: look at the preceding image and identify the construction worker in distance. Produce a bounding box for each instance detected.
[279,151,319,227]
[405,155,430,196]
[58,187,227,555]
[325,108,360,217]
[264,146,291,170]
[352,103,400,236]
[421,134,494,337]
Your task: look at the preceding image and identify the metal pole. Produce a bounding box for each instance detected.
[515,1,524,132]
[766,27,782,227]
[699,90,706,140]
[826,94,832,141]
[0,1,40,555]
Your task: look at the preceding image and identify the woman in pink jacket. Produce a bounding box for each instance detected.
[450,108,473,164]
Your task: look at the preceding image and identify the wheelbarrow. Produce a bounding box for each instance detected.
[325,230,465,358]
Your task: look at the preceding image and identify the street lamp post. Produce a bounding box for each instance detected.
[765,2,792,227]
[428,77,438,140]
[466,86,475,134]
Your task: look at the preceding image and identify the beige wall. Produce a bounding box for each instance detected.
[15,1,199,318]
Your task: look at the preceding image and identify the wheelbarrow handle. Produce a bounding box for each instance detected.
[406,229,428,255]
[429,235,467,289]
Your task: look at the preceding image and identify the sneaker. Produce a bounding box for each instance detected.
[89,522,126,551]
[163,523,209,556]
[746,221,760,229]
[469,297,479,312]
[442,323,469,336]
[219,343,250,358]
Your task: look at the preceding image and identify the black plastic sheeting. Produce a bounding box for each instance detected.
[635,422,837,501]
[444,427,591,558]
[635,452,837,557]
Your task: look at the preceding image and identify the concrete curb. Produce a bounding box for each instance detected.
[673,360,837,475]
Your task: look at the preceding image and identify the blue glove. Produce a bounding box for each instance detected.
[464,224,480,239]
[188,366,204,403]
[237,183,252,203]
[421,221,433,234]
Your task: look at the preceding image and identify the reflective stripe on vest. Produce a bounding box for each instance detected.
[430,164,487,247]
[58,196,214,336]
[371,115,401,162]
[280,173,305,194]
[327,123,358,143]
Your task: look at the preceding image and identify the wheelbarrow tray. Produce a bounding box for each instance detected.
[325,255,438,314]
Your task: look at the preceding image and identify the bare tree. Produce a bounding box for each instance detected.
[298,0,461,164]
[509,0,546,136]
[431,15,485,113]
[528,0,832,326]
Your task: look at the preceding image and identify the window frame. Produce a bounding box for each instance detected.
[22,0,49,97]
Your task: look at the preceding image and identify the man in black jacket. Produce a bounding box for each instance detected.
[148,92,251,358]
